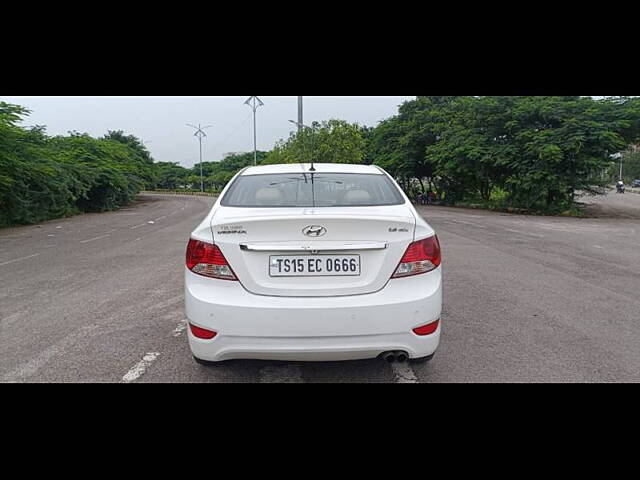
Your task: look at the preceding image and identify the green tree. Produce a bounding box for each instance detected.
[0,101,161,227]
[425,96,517,202]
[368,97,459,197]
[153,162,190,189]
[499,96,640,209]
[265,119,367,165]
[102,130,156,187]
[368,95,640,211]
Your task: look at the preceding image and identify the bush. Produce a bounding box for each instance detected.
[0,102,155,227]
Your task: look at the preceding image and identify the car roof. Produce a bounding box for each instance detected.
[241,163,384,176]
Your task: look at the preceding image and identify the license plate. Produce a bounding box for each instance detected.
[269,255,361,277]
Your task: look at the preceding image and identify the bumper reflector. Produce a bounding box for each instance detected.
[413,320,440,336]
[189,323,217,340]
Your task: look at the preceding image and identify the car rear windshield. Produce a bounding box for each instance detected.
[221,172,406,208]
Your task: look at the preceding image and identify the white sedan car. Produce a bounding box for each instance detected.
[185,163,442,364]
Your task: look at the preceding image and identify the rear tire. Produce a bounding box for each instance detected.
[410,354,434,364]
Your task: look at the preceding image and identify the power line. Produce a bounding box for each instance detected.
[208,112,253,154]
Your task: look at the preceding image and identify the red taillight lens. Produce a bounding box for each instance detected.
[413,320,440,336]
[189,323,217,340]
[186,239,237,280]
[392,235,441,279]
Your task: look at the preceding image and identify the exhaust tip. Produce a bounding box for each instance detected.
[395,352,408,363]
[381,352,395,363]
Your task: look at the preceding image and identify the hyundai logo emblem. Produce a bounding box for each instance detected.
[303,226,327,237]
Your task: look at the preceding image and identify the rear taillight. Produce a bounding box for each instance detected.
[392,235,441,279]
[186,239,237,280]
[189,323,217,339]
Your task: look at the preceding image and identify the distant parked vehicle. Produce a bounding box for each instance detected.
[632,179,640,188]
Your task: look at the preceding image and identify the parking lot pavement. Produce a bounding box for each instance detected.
[581,188,640,219]
[2,192,640,383]
[414,191,640,382]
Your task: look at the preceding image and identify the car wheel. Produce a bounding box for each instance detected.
[410,354,434,364]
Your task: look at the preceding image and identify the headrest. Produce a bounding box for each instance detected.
[343,189,372,204]
[255,188,284,205]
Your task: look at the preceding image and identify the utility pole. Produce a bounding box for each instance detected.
[187,123,212,192]
[244,96,264,166]
[297,96,303,134]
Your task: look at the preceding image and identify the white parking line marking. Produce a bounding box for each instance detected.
[390,362,419,384]
[2,324,99,382]
[0,253,40,267]
[172,319,188,337]
[259,364,303,383]
[505,228,544,238]
[450,219,487,229]
[593,245,603,249]
[130,224,145,230]
[2,343,64,382]
[80,234,110,244]
[121,352,160,383]
[155,215,167,221]
[1,311,25,326]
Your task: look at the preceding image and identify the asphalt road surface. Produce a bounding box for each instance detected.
[2,191,640,383]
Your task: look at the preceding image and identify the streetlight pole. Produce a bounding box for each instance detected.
[187,123,212,192]
[199,134,203,190]
[244,96,264,166]
[289,119,316,171]
[297,96,303,134]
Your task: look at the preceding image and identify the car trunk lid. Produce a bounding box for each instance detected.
[211,205,417,297]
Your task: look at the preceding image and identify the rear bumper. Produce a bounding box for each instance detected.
[185,268,442,362]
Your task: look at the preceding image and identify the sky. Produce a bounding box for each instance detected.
[2,96,415,168]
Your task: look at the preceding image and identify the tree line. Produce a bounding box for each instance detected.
[368,96,640,212]
[0,102,155,227]
[153,119,368,192]
[162,97,640,214]
[4,96,640,227]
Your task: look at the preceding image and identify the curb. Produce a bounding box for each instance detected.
[141,191,218,198]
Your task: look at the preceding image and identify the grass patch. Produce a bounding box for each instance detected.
[449,188,590,217]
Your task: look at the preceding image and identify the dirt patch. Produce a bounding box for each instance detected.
[579,190,640,219]
[131,194,166,208]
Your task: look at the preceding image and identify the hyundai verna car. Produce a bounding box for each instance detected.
[185,163,442,365]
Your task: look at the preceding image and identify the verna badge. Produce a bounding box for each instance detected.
[303,226,327,237]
